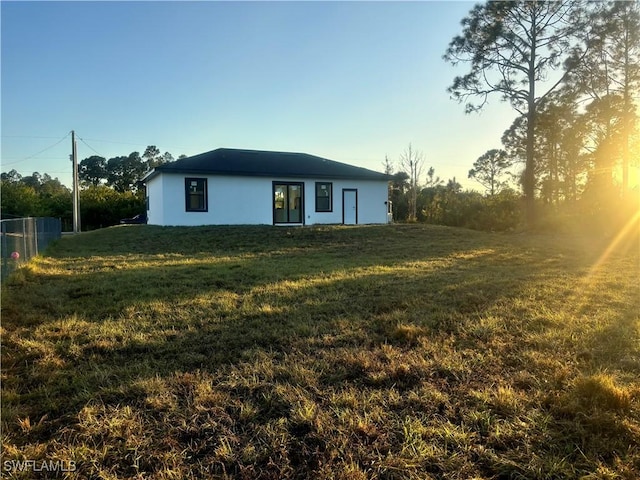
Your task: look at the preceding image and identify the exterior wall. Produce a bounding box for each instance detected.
[148,173,389,226]
[146,175,164,225]
[303,179,389,225]
[156,174,273,226]
[356,180,390,224]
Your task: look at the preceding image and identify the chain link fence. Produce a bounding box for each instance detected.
[1,217,62,281]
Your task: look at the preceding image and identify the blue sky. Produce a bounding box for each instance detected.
[1,1,517,190]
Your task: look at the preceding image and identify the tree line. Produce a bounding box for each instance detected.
[77,145,186,192]
[385,0,638,233]
[443,0,639,231]
[0,146,182,230]
[384,144,521,232]
[2,142,522,233]
[2,1,637,234]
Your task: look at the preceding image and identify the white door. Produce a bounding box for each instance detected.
[343,189,357,225]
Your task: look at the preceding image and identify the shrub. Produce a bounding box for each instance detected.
[80,186,145,230]
[419,188,522,232]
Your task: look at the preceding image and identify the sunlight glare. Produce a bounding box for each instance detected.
[585,208,640,285]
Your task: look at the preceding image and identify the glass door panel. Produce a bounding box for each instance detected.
[273,182,303,224]
[288,184,301,223]
[274,185,287,223]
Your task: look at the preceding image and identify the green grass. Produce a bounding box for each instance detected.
[2,223,639,479]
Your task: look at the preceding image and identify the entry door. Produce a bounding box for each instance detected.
[273,182,304,224]
[342,189,357,225]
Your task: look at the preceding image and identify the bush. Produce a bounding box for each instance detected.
[470,189,522,231]
[80,186,145,230]
[419,188,522,232]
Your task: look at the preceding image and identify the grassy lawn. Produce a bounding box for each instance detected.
[1,223,639,479]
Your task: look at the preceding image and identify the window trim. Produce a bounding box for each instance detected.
[272,181,305,225]
[315,181,333,212]
[185,177,208,212]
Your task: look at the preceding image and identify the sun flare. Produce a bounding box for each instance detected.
[588,209,640,278]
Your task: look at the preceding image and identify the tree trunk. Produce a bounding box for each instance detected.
[524,106,536,226]
[622,122,630,198]
[621,6,632,199]
[524,7,538,227]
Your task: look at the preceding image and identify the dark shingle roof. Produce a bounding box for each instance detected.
[144,148,389,181]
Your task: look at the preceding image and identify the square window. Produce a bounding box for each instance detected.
[315,182,332,212]
[185,178,207,212]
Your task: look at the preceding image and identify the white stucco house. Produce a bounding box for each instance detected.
[141,148,391,226]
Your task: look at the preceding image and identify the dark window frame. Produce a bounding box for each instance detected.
[315,182,333,212]
[272,181,305,225]
[185,177,208,212]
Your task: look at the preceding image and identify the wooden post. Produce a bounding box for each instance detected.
[71,131,81,233]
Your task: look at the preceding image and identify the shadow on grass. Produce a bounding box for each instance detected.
[1,225,509,327]
[2,226,533,419]
[2,224,637,478]
[586,305,640,370]
[48,224,480,258]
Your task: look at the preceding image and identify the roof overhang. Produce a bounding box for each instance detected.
[138,148,392,183]
[140,168,158,183]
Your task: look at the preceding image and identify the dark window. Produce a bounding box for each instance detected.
[185,178,207,212]
[273,182,304,224]
[315,182,332,212]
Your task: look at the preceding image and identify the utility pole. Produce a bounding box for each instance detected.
[71,130,81,233]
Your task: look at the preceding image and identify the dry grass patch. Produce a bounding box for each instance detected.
[1,224,638,479]
[569,373,633,412]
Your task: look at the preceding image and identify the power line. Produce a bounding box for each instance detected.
[1,132,71,166]
[6,133,193,159]
[81,136,191,153]
[77,136,104,157]
[1,135,69,140]
[81,137,150,148]
[0,157,67,161]
[5,170,71,175]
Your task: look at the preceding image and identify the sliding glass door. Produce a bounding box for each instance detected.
[273,182,304,224]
